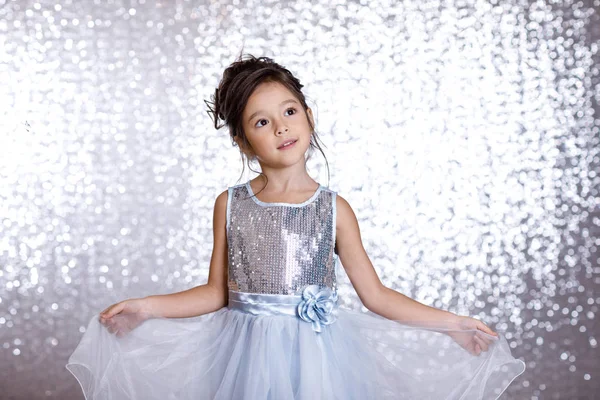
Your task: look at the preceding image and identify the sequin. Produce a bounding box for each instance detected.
[226,181,337,295]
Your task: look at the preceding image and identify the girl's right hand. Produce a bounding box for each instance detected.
[98,298,153,337]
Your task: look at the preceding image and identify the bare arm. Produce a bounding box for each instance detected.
[335,194,459,327]
[143,189,230,319]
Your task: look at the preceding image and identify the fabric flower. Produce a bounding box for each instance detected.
[296,284,338,333]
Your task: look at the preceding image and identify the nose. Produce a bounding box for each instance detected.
[276,123,289,136]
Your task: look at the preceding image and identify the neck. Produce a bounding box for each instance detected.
[254,163,316,191]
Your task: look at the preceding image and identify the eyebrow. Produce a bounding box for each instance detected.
[247,99,299,123]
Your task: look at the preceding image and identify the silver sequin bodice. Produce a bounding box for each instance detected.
[226,181,338,295]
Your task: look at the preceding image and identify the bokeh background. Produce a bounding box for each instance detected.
[1,0,599,398]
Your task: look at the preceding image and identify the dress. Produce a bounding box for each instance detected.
[66,180,526,400]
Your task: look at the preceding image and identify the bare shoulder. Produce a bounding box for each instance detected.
[334,193,363,249]
[335,193,352,210]
[335,193,359,229]
[215,189,229,209]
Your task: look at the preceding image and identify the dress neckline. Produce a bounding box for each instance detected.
[245,180,323,207]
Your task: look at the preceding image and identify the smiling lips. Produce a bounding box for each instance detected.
[278,139,298,150]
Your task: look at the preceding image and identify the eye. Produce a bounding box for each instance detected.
[255,119,268,128]
[254,108,298,128]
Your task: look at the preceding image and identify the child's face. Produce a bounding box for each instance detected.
[239,81,314,168]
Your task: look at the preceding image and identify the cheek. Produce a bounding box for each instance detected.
[245,136,267,152]
[299,114,312,127]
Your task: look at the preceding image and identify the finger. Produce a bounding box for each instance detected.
[481,333,497,346]
[101,303,121,317]
[100,305,113,316]
[470,342,480,356]
[474,334,489,352]
[476,322,497,337]
[100,306,115,318]
[106,320,118,334]
[103,303,124,319]
[475,329,497,344]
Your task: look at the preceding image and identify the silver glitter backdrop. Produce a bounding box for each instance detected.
[1,0,599,398]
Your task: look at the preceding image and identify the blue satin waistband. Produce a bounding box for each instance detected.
[228,290,302,317]
[227,285,340,333]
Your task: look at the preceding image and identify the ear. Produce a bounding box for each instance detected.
[233,135,241,147]
[306,107,315,128]
[234,135,255,158]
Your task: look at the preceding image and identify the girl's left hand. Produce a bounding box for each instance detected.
[446,316,500,356]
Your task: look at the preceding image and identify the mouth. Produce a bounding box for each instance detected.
[278,139,298,150]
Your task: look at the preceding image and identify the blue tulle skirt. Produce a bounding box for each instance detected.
[66,290,525,400]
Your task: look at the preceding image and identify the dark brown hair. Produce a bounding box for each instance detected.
[205,53,330,191]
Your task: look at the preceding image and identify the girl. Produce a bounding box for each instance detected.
[66,54,526,399]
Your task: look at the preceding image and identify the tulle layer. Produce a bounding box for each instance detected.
[67,306,525,400]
